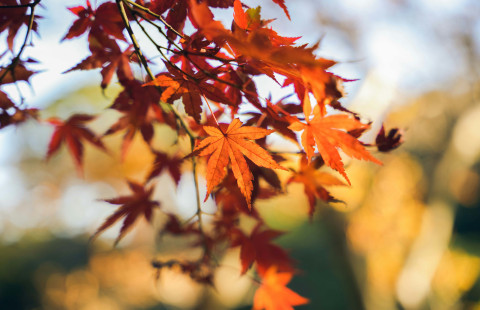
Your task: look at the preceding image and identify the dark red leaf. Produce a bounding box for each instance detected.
[62,1,126,41]
[376,125,404,152]
[0,62,37,85]
[46,114,106,174]
[231,223,293,275]
[148,151,183,185]
[93,181,160,245]
[0,0,41,50]
[64,32,134,88]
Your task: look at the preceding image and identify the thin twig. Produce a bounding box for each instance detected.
[129,9,183,51]
[184,53,243,90]
[122,0,185,39]
[116,0,196,140]
[117,0,207,244]
[130,12,173,63]
[0,0,41,84]
[192,151,210,257]
[116,0,155,80]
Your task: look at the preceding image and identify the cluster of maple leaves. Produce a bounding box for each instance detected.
[0,0,403,309]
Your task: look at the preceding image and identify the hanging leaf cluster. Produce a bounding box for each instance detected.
[0,0,403,309]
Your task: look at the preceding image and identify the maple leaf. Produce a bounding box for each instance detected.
[189,0,228,42]
[213,65,262,111]
[163,0,187,41]
[144,73,203,122]
[64,32,134,89]
[0,90,37,129]
[213,171,257,217]
[105,79,175,158]
[148,151,183,185]
[288,155,345,216]
[230,224,292,275]
[46,114,106,174]
[193,119,286,207]
[376,125,404,152]
[143,67,228,123]
[0,0,41,50]
[62,0,126,41]
[297,65,343,116]
[253,267,309,310]
[151,0,234,42]
[62,0,94,40]
[0,90,14,110]
[289,94,381,184]
[92,181,160,245]
[233,0,249,30]
[271,0,290,20]
[234,0,289,30]
[0,59,38,85]
[149,0,175,15]
[245,99,301,146]
[249,162,283,199]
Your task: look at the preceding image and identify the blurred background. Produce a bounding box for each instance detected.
[1,0,480,309]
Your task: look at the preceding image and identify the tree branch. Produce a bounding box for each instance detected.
[0,0,41,86]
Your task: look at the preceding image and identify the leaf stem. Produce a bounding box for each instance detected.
[201,93,219,127]
[117,0,196,141]
[116,0,155,80]
[129,9,183,51]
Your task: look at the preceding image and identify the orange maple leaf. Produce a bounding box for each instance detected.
[288,155,345,217]
[189,0,227,42]
[289,94,381,184]
[194,119,286,208]
[253,267,309,310]
[144,69,228,123]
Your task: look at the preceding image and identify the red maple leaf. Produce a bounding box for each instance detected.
[144,66,228,123]
[0,91,37,129]
[231,224,292,275]
[271,0,290,20]
[148,151,183,185]
[64,32,134,89]
[46,114,106,174]
[105,79,175,158]
[92,181,160,245]
[0,0,41,50]
[245,99,301,147]
[0,59,38,85]
[62,0,126,41]
[376,125,404,152]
